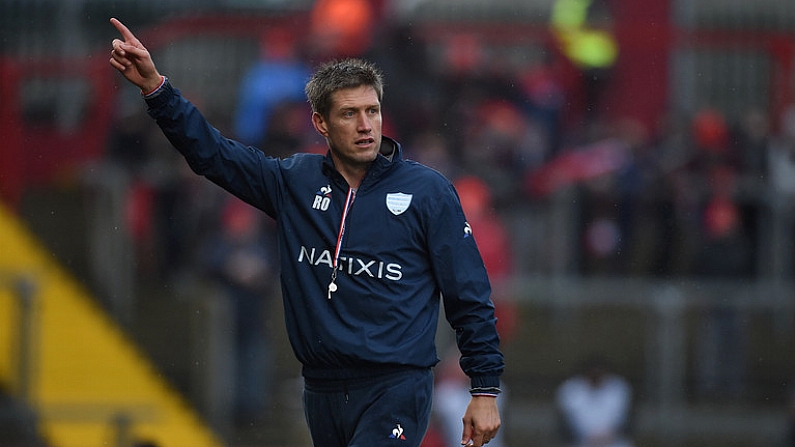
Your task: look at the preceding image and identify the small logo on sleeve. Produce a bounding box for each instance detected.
[389,423,407,440]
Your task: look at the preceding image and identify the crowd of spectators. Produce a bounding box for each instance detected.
[101,0,795,434]
[106,1,795,289]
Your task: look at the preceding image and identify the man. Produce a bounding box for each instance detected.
[109,17,503,447]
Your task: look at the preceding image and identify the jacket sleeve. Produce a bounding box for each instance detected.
[427,181,505,389]
[144,81,280,218]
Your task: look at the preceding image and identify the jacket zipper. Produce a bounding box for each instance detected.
[327,186,357,299]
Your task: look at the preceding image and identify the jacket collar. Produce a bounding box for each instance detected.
[322,136,402,189]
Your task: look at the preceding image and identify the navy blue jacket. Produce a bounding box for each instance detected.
[146,81,504,389]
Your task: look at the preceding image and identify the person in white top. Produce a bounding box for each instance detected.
[556,356,634,447]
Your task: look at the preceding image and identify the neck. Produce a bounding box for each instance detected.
[335,163,368,189]
[343,173,365,189]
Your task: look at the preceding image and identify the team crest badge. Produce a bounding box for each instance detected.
[386,193,413,215]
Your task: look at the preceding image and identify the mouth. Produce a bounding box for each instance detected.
[355,137,376,147]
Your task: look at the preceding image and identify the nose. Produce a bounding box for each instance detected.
[356,111,372,133]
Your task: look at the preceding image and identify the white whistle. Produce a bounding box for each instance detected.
[327,281,337,299]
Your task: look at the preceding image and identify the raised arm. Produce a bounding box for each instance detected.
[109,18,164,94]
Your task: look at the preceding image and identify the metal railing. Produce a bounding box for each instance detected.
[0,272,161,447]
[0,272,40,446]
[0,273,39,402]
[499,275,795,446]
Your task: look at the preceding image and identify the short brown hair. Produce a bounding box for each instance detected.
[305,58,384,118]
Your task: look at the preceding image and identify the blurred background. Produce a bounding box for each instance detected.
[1,0,795,446]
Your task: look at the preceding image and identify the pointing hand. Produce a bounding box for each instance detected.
[109,17,163,94]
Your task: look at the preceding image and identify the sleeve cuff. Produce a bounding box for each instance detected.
[142,75,167,97]
[470,375,501,393]
[144,79,175,110]
[469,387,501,397]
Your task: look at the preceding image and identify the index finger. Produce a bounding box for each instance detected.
[110,17,137,43]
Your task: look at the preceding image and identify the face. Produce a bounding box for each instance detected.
[312,85,383,174]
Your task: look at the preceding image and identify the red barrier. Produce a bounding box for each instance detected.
[0,59,24,207]
[0,13,308,209]
[0,57,116,207]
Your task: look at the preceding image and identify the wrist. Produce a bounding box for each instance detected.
[141,75,166,97]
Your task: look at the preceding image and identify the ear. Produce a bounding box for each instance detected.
[312,112,329,138]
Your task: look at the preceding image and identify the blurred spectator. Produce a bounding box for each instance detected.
[581,213,623,274]
[735,108,770,181]
[405,131,459,181]
[154,162,227,281]
[259,100,318,158]
[308,0,380,59]
[692,170,752,399]
[692,109,731,155]
[658,108,739,277]
[233,28,311,150]
[518,57,567,157]
[443,33,486,78]
[694,171,752,278]
[646,110,696,276]
[654,110,695,179]
[549,0,619,125]
[608,118,671,276]
[200,197,278,424]
[688,109,742,178]
[459,96,547,209]
[556,356,634,447]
